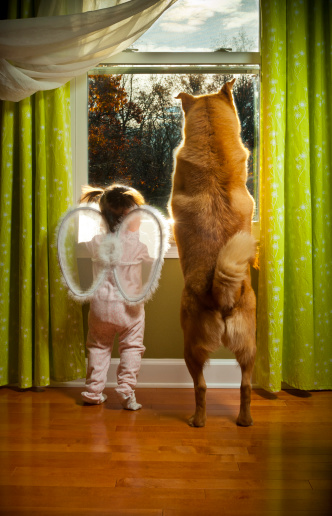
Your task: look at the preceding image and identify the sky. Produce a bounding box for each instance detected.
[135,0,260,52]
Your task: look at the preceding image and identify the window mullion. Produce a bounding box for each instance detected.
[101,51,260,66]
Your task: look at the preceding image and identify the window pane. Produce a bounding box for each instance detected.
[88,73,259,218]
[133,0,259,52]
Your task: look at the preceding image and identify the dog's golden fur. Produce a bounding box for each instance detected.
[169,79,256,427]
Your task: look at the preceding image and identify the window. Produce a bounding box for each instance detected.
[71,0,260,254]
[87,70,259,217]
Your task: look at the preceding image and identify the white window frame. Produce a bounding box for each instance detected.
[71,51,261,257]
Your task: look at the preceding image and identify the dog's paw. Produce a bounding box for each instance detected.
[188,414,206,427]
[236,414,253,427]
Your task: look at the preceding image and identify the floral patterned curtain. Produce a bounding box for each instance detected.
[0,0,85,388]
[256,0,332,391]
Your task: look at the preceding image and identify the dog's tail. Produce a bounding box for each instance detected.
[212,232,257,310]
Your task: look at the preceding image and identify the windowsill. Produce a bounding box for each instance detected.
[165,240,179,259]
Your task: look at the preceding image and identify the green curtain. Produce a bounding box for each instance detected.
[256,0,332,391]
[0,0,85,388]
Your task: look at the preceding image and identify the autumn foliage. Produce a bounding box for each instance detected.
[89,74,143,185]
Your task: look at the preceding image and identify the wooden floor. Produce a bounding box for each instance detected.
[0,387,331,515]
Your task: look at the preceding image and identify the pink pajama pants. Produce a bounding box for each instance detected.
[83,305,145,402]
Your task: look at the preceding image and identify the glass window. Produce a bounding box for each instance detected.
[88,71,259,217]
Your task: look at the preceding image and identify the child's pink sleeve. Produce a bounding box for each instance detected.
[139,242,154,263]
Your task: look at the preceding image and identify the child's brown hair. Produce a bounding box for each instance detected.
[80,184,145,232]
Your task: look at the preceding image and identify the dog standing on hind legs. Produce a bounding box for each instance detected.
[169,78,257,428]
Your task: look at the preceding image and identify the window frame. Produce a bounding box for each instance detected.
[71,51,261,258]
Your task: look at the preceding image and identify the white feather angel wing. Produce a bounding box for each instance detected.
[56,205,170,304]
[56,205,109,302]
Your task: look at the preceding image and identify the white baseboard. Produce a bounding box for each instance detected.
[50,358,242,388]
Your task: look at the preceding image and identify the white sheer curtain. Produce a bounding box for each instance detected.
[0,0,177,102]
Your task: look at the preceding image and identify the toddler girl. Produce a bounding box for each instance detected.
[80,184,149,410]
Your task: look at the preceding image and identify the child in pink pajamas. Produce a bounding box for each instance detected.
[80,184,148,410]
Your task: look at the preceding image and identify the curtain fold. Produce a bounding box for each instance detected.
[0,0,86,388]
[256,0,332,391]
[0,0,177,102]
[0,85,87,388]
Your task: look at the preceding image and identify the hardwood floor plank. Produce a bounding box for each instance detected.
[163,509,332,516]
[108,451,239,463]
[2,462,240,487]
[204,488,332,501]
[0,451,113,469]
[0,486,205,509]
[8,467,117,487]
[116,477,312,490]
[309,479,332,489]
[0,510,162,516]
[5,486,329,511]
[239,461,332,472]
[248,446,332,456]
[150,398,288,409]
[3,428,331,444]
[0,467,16,484]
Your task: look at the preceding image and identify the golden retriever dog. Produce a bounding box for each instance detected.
[169,79,256,427]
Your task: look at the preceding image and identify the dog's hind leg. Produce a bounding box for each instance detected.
[184,340,208,428]
[223,284,256,427]
[181,296,225,427]
[235,345,256,426]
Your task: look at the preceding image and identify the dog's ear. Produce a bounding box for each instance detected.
[220,78,236,100]
[175,92,195,114]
